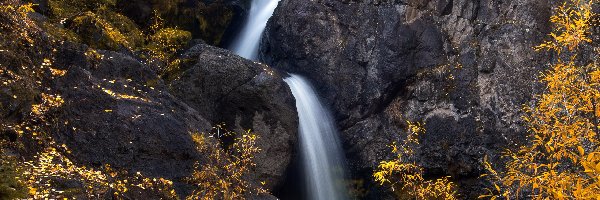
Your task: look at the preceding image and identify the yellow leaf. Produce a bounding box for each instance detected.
[578,146,585,156]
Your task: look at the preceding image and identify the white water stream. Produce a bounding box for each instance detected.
[229,1,349,199]
[229,0,280,60]
[284,75,349,200]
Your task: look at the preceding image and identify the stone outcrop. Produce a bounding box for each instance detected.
[169,43,298,190]
[263,0,552,198]
[50,42,212,180]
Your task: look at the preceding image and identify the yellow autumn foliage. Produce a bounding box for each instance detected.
[146,27,192,62]
[186,125,268,200]
[20,145,178,199]
[480,0,599,199]
[374,121,458,200]
[0,1,36,44]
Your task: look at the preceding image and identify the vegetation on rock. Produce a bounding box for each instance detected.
[374,121,458,199]
[0,154,27,199]
[187,125,267,200]
[2,0,599,199]
[0,0,264,199]
[480,0,599,199]
[146,28,192,62]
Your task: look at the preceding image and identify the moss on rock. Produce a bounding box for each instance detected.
[40,22,81,43]
[47,0,117,19]
[0,156,27,200]
[67,11,130,51]
[97,8,144,49]
[47,0,145,50]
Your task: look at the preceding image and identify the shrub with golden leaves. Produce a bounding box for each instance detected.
[186,126,267,200]
[535,0,596,53]
[374,121,458,200]
[31,93,64,116]
[0,1,36,44]
[480,0,599,199]
[146,28,192,62]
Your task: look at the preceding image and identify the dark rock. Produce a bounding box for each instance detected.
[263,0,552,198]
[50,42,212,180]
[168,44,298,191]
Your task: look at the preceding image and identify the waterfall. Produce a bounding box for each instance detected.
[229,0,349,198]
[284,74,348,200]
[229,0,280,60]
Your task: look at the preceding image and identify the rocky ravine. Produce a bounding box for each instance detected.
[263,0,552,198]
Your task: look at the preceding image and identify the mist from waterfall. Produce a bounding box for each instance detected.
[229,0,280,60]
[284,74,349,200]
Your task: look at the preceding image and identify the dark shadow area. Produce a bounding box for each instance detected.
[273,149,305,200]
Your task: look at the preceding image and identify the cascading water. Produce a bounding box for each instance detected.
[229,0,280,60]
[229,0,349,199]
[284,74,348,200]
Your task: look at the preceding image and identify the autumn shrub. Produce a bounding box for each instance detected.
[186,126,267,200]
[0,1,36,44]
[146,28,192,62]
[480,0,599,199]
[373,121,458,200]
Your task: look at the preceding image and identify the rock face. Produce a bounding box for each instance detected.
[263,0,552,198]
[169,43,298,190]
[49,42,212,180]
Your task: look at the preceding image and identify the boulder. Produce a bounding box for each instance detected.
[169,44,298,191]
[50,42,212,181]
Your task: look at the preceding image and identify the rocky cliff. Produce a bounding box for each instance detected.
[263,0,553,198]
